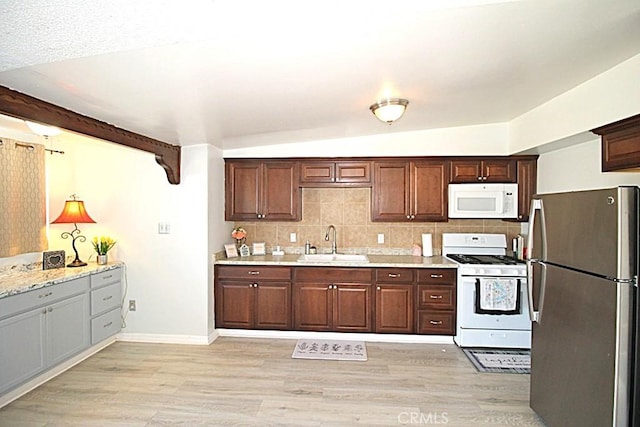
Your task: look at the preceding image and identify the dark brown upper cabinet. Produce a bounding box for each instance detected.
[450,158,516,183]
[372,160,449,222]
[591,113,640,172]
[225,160,301,221]
[299,160,371,187]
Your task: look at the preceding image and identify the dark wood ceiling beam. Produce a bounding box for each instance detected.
[0,85,181,184]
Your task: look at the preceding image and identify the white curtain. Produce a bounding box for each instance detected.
[0,138,48,257]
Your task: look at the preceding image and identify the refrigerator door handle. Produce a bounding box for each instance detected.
[526,198,546,263]
[526,259,545,323]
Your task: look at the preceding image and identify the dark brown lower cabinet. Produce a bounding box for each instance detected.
[293,267,373,333]
[215,266,292,330]
[416,269,456,335]
[374,268,415,334]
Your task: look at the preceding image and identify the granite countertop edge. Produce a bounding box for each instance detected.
[215,254,457,268]
[0,262,124,300]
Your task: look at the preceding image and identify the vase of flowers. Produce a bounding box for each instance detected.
[231,227,247,251]
[92,236,116,265]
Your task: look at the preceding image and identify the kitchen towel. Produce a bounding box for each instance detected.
[475,278,520,315]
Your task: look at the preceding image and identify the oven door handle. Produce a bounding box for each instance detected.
[526,259,546,323]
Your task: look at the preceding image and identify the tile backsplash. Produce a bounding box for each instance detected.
[235,188,523,255]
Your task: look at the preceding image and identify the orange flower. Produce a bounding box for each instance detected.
[231,227,246,240]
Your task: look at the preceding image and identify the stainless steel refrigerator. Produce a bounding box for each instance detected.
[526,186,639,427]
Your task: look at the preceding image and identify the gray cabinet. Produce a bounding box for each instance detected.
[0,267,122,396]
[0,277,90,395]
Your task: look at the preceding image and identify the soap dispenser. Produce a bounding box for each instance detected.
[305,240,311,254]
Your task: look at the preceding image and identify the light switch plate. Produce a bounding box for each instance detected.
[158,222,171,234]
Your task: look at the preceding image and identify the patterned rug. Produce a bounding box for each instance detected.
[462,348,530,374]
[292,339,367,361]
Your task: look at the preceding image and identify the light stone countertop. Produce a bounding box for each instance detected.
[0,262,124,300]
[216,254,457,268]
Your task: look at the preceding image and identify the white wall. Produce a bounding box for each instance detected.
[43,135,229,343]
[223,122,509,158]
[537,137,640,194]
[509,53,640,154]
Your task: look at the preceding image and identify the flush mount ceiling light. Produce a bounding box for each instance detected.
[369,98,409,124]
[24,120,62,137]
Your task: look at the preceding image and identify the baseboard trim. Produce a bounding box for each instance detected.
[215,329,455,344]
[0,337,116,409]
[117,332,212,345]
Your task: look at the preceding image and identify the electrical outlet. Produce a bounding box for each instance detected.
[377,233,385,244]
[290,232,297,243]
[158,222,171,234]
[129,300,136,311]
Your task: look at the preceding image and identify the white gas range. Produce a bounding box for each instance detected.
[443,233,531,349]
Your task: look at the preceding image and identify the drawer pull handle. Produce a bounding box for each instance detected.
[248,271,260,275]
[429,320,443,325]
[103,321,113,328]
[429,295,443,299]
[103,295,113,301]
[430,274,443,278]
[38,291,53,298]
[103,275,113,279]
[388,273,400,278]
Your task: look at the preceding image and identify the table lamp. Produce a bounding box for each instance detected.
[51,194,96,267]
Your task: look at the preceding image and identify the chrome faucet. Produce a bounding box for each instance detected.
[324,225,337,254]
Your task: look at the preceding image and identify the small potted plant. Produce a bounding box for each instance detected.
[92,236,116,265]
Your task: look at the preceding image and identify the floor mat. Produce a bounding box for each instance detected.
[463,348,530,373]
[292,339,367,361]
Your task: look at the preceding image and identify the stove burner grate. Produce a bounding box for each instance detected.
[446,254,523,265]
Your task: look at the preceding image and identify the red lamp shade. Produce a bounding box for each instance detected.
[51,199,96,224]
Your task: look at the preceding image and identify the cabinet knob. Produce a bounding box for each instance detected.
[406,215,411,219]
[47,307,53,313]
[477,176,482,181]
[253,283,258,288]
[42,309,47,314]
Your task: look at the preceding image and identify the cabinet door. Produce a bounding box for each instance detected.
[47,293,90,366]
[333,284,372,332]
[254,282,291,330]
[372,161,410,221]
[262,162,300,221]
[0,308,46,394]
[412,160,449,221]
[450,160,483,183]
[293,283,332,331]
[515,159,537,222]
[216,281,254,328]
[482,159,516,183]
[299,161,335,185]
[375,284,414,334]
[225,161,261,221]
[335,161,371,185]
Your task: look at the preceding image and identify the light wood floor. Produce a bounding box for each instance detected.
[0,338,546,426]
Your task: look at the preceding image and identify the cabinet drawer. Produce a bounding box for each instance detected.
[217,266,291,281]
[417,269,456,285]
[91,268,121,289]
[91,307,121,344]
[417,285,455,309]
[375,268,415,283]
[91,282,122,316]
[294,267,372,283]
[417,311,455,335]
[0,277,90,320]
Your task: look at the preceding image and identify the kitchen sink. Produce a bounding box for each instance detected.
[296,253,369,263]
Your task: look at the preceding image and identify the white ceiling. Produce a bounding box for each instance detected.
[1,0,639,150]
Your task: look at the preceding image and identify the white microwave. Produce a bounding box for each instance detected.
[448,183,518,219]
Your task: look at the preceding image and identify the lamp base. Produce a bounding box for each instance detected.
[67,259,87,268]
